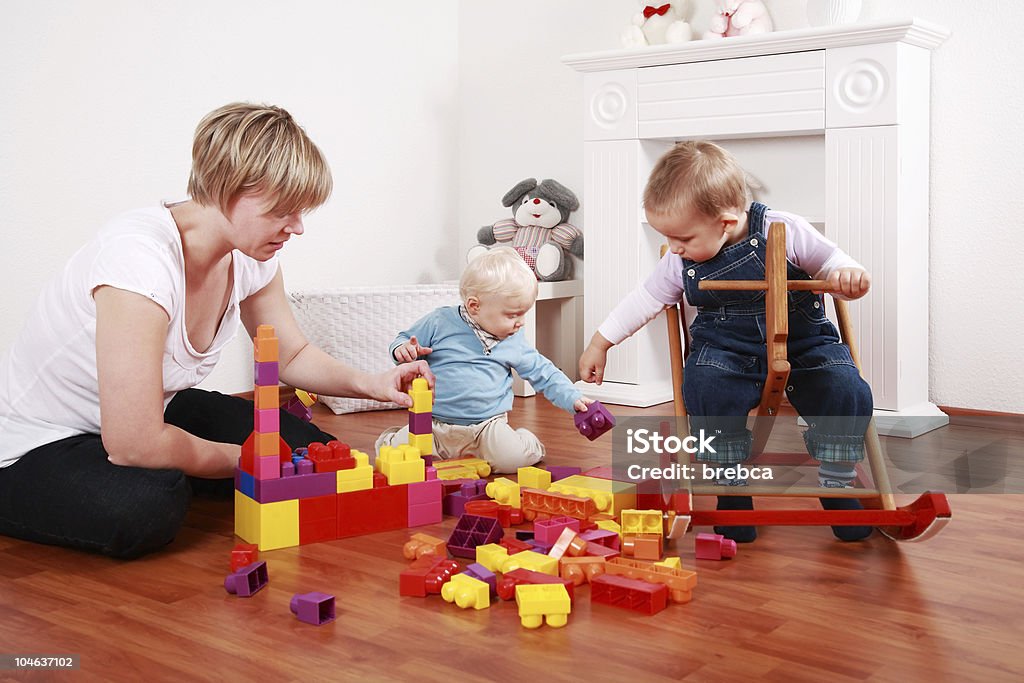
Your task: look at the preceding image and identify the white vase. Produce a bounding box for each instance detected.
[806,0,862,27]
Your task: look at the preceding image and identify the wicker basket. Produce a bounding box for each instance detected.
[289,284,460,414]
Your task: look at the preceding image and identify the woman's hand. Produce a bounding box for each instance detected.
[367,361,435,407]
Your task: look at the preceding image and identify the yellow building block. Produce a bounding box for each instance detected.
[433,465,479,481]
[517,466,551,491]
[441,573,490,610]
[475,543,510,573]
[409,377,433,413]
[595,519,621,535]
[500,550,558,576]
[620,509,664,535]
[234,491,299,551]
[336,464,374,493]
[408,432,433,456]
[655,557,682,570]
[515,583,571,629]
[548,475,636,516]
[377,445,425,485]
[486,477,521,509]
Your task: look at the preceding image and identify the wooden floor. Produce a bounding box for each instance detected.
[1,398,1022,682]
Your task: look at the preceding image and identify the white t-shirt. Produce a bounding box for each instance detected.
[0,202,279,467]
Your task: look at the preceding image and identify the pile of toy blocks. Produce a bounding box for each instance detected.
[399,464,699,628]
[234,326,443,550]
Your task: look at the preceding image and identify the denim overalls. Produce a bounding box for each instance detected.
[680,202,873,465]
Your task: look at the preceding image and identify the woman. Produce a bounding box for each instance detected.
[0,103,431,558]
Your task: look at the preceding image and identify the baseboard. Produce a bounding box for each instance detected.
[938,406,1024,434]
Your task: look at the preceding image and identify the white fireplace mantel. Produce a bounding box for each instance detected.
[565,18,950,437]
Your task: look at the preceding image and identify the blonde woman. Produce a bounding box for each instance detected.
[0,103,431,558]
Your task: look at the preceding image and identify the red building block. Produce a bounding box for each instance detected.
[695,532,737,560]
[337,484,409,538]
[230,543,259,572]
[299,494,339,545]
[497,568,576,602]
[399,555,461,597]
[590,574,669,615]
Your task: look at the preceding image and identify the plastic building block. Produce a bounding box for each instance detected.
[533,516,580,546]
[499,537,533,555]
[591,574,669,615]
[547,526,585,561]
[486,477,522,509]
[559,556,607,586]
[447,514,503,558]
[253,470,336,504]
[230,543,259,572]
[435,456,491,479]
[441,573,490,610]
[655,556,683,569]
[377,444,426,486]
[409,377,433,414]
[595,519,622,535]
[500,550,558,576]
[403,532,447,560]
[574,401,615,440]
[517,466,552,491]
[621,533,663,561]
[546,466,582,482]
[548,475,637,516]
[254,325,279,362]
[579,528,621,551]
[620,509,665,536]
[290,591,336,625]
[520,488,598,522]
[283,389,317,422]
[336,450,373,493]
[497,568,576,602]
[234,491,299,551]
[408,474,442,507]
[463,500,500,517]
[463,563,498,596]
[235,468,256,499]
[306,440,354,473]
[605,557,697,604]
[337,484,409,538]
[515,583,571,628]
[400,555,461,597]
[224,560,268,597]
[583,542,620,560]
[695,532,737,560]
[408,501,442,527]
[443,480,489,517]
[299,494,339,545]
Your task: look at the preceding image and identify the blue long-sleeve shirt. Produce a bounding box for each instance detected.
[390,306,581,425]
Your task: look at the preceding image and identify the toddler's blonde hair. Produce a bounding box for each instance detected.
[644,140,747,219]
[460,247,538,302]
[187,102,332,215]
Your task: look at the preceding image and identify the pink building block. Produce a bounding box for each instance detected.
[695,532,737,560]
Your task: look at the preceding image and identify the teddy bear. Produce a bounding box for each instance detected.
[703,0,773,39]
[468,178,583,282]
[621,1,693,48]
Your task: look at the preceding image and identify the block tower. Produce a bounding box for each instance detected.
[234,326,443,550]
[407,377,433,458]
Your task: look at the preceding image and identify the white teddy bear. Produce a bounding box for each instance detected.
[621,1,693,48]
[703,0,773,39]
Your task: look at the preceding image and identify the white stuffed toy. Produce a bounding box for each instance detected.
[621,1,693,48]
[703,0,773,39]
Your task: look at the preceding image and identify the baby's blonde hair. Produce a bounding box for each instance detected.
[187,102,332,215]
[644,140,747,219]
[460,247,538,302]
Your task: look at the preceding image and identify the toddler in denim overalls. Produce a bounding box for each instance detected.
[580,141,874,542]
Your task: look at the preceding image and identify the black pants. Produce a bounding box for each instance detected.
[0,389,335,559]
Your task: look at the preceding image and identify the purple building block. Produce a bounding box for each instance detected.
[546,466,582,482]
[254,471,336,503]
[254,361,279,386]
[224,561,268,597]
[442,480,489,517]
[290,592,336,625]
[446,514,503,558]
[463,563,498,596]
[283,396,313,422]
[574,400,616,440]
[409,411,432,435]
[580,528,621,551]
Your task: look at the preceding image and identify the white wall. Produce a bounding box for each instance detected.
[0,0,460,394]
[457,0,1024,414]
[2,1,1021,412]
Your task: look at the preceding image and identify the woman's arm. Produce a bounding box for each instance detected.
[239,268,433,407]
[94,286,239,477]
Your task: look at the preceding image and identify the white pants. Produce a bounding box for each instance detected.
[377,413,544,474]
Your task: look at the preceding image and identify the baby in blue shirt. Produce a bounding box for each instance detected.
[376,247,592,473]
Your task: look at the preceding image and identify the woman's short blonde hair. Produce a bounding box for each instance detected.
[643,140,747,219]
[460,247,538,302]
[187,102,332,215]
